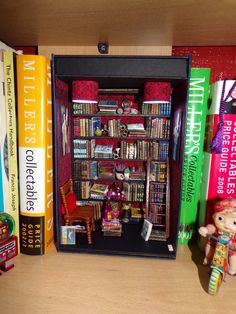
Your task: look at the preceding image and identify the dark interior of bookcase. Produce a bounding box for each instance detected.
[52,55,190,259]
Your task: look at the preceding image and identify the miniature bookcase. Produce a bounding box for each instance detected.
[52,55,190,258]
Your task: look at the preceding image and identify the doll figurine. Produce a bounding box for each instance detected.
[198,198,236,275]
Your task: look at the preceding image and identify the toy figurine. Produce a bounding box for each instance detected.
[199,198,236,275]
[0,213,18,274]
[121,203,131,223]
[104,200,112,220]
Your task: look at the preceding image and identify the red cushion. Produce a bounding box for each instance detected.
[66,192,77,214]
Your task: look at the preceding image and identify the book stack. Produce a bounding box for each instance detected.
[90,183,109,200]
[98,100,118,114]
[94,145,113,158]
[101,219,122,236]
[149,228,167,241]
[127,123,147,137]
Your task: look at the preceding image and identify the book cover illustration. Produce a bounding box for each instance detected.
[90,183,109,195]
[178,68,210,244]
[61,226,76,245]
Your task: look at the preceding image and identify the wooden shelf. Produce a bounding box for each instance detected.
[0,1,236,47]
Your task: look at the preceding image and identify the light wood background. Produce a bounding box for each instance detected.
[1,1,236,47]
[1,244,236,314]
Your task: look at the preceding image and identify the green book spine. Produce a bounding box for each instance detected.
[178,68,211,244]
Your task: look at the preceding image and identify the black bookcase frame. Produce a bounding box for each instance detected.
[52,55,190,259]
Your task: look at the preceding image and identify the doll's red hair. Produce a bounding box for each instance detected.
[214,198,236,213]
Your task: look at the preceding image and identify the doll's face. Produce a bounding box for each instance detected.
[214,210,236,234]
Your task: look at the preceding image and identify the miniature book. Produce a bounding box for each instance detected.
[141,219,153,241]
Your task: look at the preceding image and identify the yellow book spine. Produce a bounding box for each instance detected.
[17,55,54,255]
[3,51,20,249]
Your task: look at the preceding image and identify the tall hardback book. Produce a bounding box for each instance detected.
[0,53,8,213]
[2,51,20,244]
[198,80,236,250]
[0,42,17,214]
[16,55,54,255]
[178,68,210,244]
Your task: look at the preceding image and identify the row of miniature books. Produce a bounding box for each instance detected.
[72,101,171,116]
[150,161,167,174]
[119,140,169,161]
[150,182,166,193]
[146,117,171,139]
[150,203,166,215]
[101,218,122,237]
[73,117,102,137]
[73,117,170,140]
[149,183,166,203]
[73,180,145,202]
[141,102,171,115]
[149,141,169,161]
[74,116,123,138]
[149,191,166,203]
[73,117,146,139]
[73,160,146,181]
[73,140,169,161]
[123,182,145,202]
[73,102,98,115]
[73,160,99,180]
